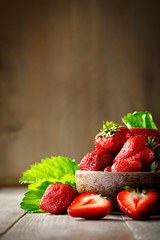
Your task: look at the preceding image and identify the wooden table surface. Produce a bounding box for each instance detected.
[0,188,160,240]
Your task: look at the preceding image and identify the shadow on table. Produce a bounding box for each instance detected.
[76,215,160,222]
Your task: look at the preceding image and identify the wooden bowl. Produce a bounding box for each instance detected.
[75,170,160,213]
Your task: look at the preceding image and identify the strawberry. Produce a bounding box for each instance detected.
[39,183,78,214]
[80,149,113,171]
[114,135,155,170]
[117,187,158,220]
[129,128,160,144]
[111,160,142,172]
[95,122,131,154]
[68,192,111,219]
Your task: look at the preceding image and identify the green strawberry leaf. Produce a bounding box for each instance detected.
[20,156,79,184]
[20,180,53,213]
[20,174,77,213]
[122,111,158,130]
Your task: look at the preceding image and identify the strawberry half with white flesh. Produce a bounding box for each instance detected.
[68,192,111,219]
[117,187,158,220]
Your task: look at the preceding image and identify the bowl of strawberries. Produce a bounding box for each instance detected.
[76,111,160,213]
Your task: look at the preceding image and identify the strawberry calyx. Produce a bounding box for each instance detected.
[147,136,157,149]
[151,144,160,172]
[147,137,158,172]
[151,161,160,172]
[96,121,121,138]
[153,144,160,158]
[99,194,110,202]
[124,186,142,194]
[124,186,137,192]
[123,186,157,194]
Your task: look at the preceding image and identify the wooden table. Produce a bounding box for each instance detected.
[0,188,160,240]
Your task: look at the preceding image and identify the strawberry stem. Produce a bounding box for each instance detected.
[123,186,135,191]
[99,194,110,201]
[124,186,157,195]
[96,121,121,138]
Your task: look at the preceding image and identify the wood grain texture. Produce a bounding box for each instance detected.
[0,213,134,240]
[122,215,160,240]
[0,188,26,236]
[0,0,160,183]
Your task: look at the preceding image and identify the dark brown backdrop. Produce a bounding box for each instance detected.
[0,0,160,185]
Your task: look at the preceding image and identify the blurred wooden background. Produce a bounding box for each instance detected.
[0,0,160,186]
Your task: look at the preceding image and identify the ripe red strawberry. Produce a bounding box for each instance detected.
[39,183,78,214]
[114,135,155,170]
[117,187,158,220]
[68,192,111,219]
[129,128,160,144]
[80,149,113,171]
[111,160,142,172]
[95,122,131,154]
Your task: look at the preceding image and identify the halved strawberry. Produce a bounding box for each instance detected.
[117,187,158,220]
[68,192,111,219]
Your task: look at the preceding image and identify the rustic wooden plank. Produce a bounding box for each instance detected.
[0,188,26,236]
[122,215,160,240]
[1,214,134,240]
